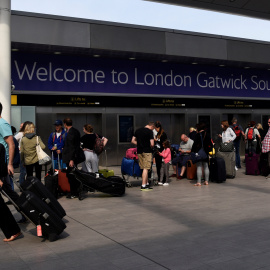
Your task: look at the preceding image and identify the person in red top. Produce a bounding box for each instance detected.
[158,140,171,186]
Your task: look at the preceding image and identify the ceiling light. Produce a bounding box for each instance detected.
[54,52,61,55]
[219,64,225,67]
[11,48,19,51]
[191,62,198,65]
[244,66,250,69]
[93,55,100,57]
[162,60,168,63]
[129,57,136,60]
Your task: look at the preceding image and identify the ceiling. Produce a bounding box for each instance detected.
[145,0,270,21]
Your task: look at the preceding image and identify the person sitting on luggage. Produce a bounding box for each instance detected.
[171,134,194,180]
[218,120,236,143]
[48,120,67,170]
[191,123,213,186]
[245,121,260,155]
[80,124,108,173]
[158,140,171,186]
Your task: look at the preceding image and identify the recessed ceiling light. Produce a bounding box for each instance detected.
[129,57,136,60]
[191,62,198,65]
[93,55,100,57]
[219,64,225,67]
[54,52,61,55]
[11,49,19,51]
[244,66,250,69]
[162,60,168,62]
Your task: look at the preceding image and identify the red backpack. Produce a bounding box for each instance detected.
[247,128,255,141]
[233,125,241,138]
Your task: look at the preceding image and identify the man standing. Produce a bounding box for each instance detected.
[62,118,82,199]
[262,118,270,178]
[131,122,155,191]
[48,120,67,170]
[231,118,245,169]
[0,102,22,242]
[171,134,194,179]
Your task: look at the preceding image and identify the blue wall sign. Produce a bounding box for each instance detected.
[11,52,270,99]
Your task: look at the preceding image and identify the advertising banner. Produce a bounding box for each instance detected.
[11,52,270,99]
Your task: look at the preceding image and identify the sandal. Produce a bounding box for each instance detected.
[3,232,22,242]
[194,183,201,186]
[204,181,209,185]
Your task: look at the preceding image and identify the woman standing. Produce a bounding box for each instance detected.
[154,121,167,184]
[80,124,108,173]
[218,120,236,143]
[20,122,46,181]
[191,123,213,186]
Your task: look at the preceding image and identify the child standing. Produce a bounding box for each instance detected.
[158,140,171,186]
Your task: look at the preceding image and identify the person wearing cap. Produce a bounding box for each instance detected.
[48,120,67,170]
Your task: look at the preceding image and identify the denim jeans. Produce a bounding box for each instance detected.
[19,162,26,185]
[234,140,241,168]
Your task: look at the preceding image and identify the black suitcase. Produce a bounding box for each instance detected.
[44,168,59,199]
[71,168,125,196]
[260,153,270,176]
[21,176,66,219]
[209,157,226,183]
[1,189,66,241]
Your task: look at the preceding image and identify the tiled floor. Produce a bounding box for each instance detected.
[1,165,270,269]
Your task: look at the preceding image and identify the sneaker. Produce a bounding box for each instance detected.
[70,195,78,199]
[235,166,238,171]
[146,184,153,189]
[158,182,163,186]
[163,183,169,186]
[169,174,176,177]
[141,186,153,191]
[177,176,183,180]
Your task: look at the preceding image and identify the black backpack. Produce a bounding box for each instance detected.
[0,143,8,177]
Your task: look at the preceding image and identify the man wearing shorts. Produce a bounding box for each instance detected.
[171,134,194,179]
[131,122,155,191]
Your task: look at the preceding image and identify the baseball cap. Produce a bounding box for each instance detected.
[54,120,63,126]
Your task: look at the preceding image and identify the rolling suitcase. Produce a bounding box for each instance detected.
[245,153,260,175]
[186,160,197,180]
[216,151,236,178]
[0,188,66,241]
[58,169,70,193]
[21,176,66,219]
[71,167,125,196]
[209,157,226,183]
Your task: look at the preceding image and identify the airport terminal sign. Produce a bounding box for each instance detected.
[12,52,270,98]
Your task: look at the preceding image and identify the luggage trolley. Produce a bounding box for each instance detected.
[121,148,157,187]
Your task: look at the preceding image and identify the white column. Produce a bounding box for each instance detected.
[0,0,11,123]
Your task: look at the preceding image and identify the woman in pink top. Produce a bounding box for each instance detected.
[158,140,171,186]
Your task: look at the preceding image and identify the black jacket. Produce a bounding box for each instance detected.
[62,127,81,164]
[191,131,213,157]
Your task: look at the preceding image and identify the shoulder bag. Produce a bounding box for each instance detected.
[36,136,51,165]
[219,141,234,152]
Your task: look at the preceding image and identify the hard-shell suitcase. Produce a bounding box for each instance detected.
[245,153,260,175]
[186,160,197,180]
[121,157,142,177]
[58,169,70,193]
[216,151,236,178]
[71,168,125,196]
[260,153,269,176]
[44,168,59,199]
[126,148,138,160]
[209,157,226,183]
[1,188,66,241]
[21,176,66,219]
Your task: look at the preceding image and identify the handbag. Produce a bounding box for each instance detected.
[36,136,51,165]
[191,133,208,163]
[219,141,234,152]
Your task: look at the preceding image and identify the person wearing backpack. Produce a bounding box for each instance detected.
[231,118,245,169]
[48,120,67,170]
[245,121,260,155]
[80,124,108,173]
